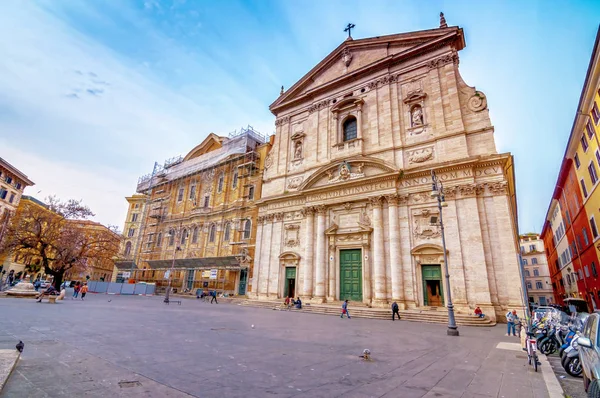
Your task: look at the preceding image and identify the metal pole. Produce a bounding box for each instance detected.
[432,170,458,336]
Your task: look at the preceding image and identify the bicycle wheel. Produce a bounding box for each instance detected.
[533,353,539,372]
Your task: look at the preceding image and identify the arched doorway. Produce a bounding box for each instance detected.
[279,252,300,299]
[411,244,448,308]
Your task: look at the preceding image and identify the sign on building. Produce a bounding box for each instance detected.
[164,270,170,280]
[122,271,131,278]
[202,270,211,279]
[210,269,218,280]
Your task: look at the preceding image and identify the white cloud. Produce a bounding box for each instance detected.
[1,140,135,227]
[0,1,274,228]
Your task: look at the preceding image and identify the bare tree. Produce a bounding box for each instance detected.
[0,197,119,289]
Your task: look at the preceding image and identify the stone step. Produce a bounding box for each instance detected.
[239,300,494,326]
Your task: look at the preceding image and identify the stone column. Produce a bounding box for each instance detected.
[268,212,284,297]
[314,205,327,301]
[387,195,404,305]
[302,207,315,298]
[258,214,273,298]
[327,236,335,301]
[250,216,264,298]
[370,197,387,305]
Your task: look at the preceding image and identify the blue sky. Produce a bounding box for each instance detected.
[0,0,599,232]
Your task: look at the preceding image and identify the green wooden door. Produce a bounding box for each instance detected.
[421,265,444,306]
[340,249,362,301]
[238,269,248,295]
[284,267,296,297]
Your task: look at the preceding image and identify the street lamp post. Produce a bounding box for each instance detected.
[431,170,459,336]
[164,230,181,304]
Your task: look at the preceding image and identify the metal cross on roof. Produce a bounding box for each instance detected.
[344,23,355,39]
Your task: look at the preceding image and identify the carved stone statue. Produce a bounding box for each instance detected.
[339,162,351,181]
[294,140,303,159]
[411,105,424,127]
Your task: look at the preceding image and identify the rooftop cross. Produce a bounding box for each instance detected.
[344,23,355,39]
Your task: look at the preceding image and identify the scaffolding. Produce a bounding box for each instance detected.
[129,125,268,295]
[137,125,268,193]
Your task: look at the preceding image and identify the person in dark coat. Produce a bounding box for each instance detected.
[392,302,400,321]
[210,290,218,304]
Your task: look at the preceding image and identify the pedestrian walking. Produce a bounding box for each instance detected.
[506,310,517,336]
[80,283,88,300]
[392,301,400,321]
[72,282,81,299]
[340,300,351,319]
[210,290,218,304]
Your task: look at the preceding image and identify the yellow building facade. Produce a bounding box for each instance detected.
[118,127,270,296]
[567,28,600,268]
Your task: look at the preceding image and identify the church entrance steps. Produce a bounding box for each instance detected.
[238,300,495,326]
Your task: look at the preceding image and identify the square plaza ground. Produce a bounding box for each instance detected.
[0,294,558,398]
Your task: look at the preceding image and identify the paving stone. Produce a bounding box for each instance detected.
[0,295,561,397]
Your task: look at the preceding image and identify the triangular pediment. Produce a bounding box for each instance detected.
[271,27,464,114]
[184,133,225,161]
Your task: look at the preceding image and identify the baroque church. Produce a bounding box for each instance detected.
[250,16,523,322]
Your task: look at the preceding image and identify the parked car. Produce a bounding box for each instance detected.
[576,311,600,396]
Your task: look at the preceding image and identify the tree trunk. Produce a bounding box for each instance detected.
[53,271,65,291]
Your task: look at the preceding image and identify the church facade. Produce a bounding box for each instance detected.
[251,19,523,321]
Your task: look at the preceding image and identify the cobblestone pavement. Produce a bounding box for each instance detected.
[0,294,558,398]
[547,353,586,398]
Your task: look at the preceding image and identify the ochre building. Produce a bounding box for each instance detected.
[119,127,269,295]
[252,17,523,321]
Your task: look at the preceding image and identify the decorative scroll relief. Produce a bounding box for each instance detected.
[308,99,332,114]
[413,208,441,240]
[327,161,365,184]
[427,53,459,70]
[407,147,434,164]
[409,192,434,204]
[275,116,291,126]
[284,224,300,247]
[264,153,273,170]
[468,91,487,112]
[287,176,304,190]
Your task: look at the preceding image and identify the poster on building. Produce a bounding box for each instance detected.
[210,269,218,280]
[122,272,131,278]
[164,270,170,280]
[202,270,211,279]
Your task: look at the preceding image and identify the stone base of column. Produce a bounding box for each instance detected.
[311,297,325,304]
[405,301,418,309]
[326,296,335,302]
[393,300,407,310]
[257,293,269,300]
[370,299,389,308]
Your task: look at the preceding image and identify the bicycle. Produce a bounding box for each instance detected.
[526,330,540,372]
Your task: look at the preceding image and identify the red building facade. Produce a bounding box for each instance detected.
[541,159,600,311]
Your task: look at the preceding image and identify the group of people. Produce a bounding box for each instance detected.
[71,282,88,300]
[283,296,302,310]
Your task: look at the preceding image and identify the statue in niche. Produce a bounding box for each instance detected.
[294,140,303,159]
[339,162,351,181]
[411,104,424,127]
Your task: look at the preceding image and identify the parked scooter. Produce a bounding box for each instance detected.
[539,323,563,355]
[561,334,582,377]
[559,327,578,359]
